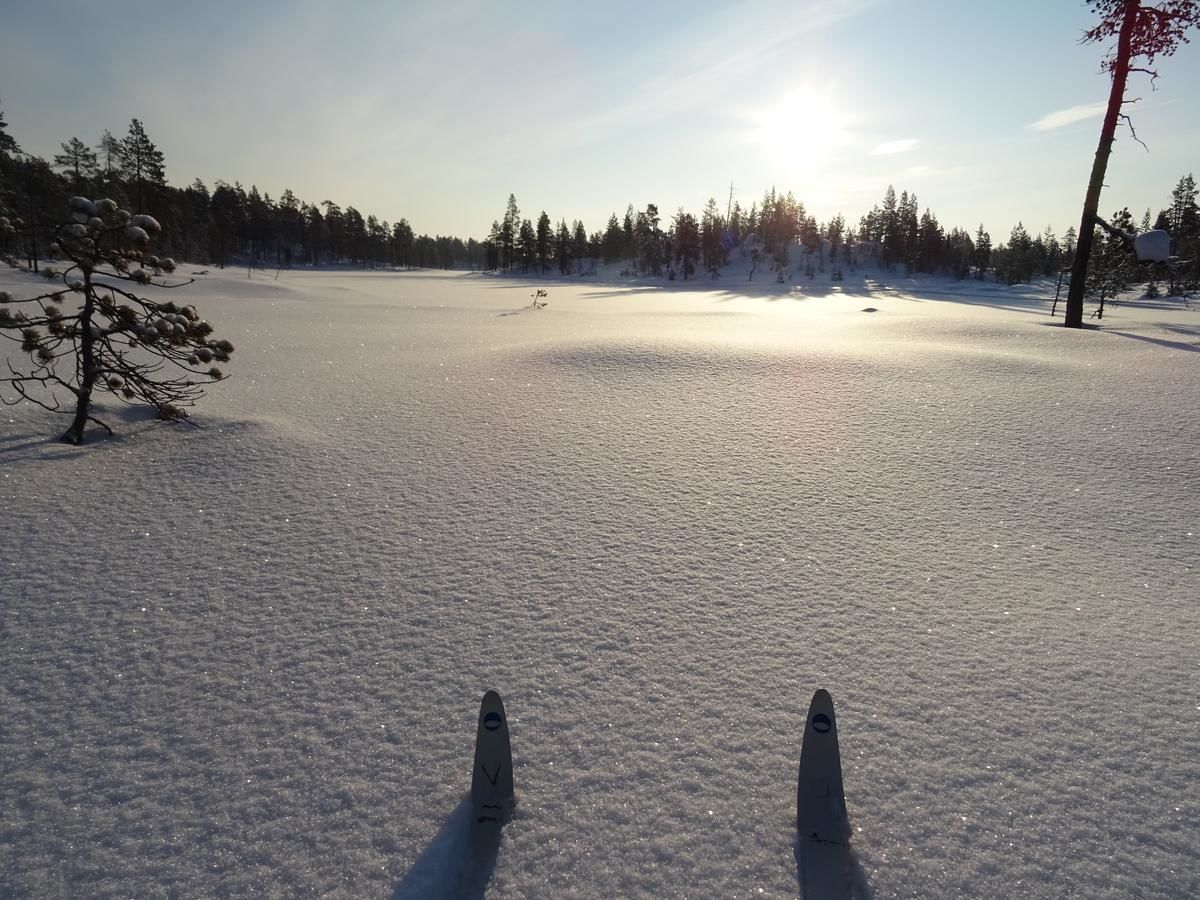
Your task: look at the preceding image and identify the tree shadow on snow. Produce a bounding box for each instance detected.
[795,836,873,900]
[1105,330,1200,353]
[1039,320,1200,352]
[391,795,502,900]
[0,405,265,459]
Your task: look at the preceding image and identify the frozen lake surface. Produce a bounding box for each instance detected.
[2,266,1197,898]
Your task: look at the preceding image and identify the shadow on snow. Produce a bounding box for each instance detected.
[1105,330,1200,353]
[391,796,502,900]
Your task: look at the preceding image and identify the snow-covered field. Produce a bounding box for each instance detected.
[1,265,1197,899]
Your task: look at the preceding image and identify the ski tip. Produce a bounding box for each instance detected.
[478,690,508,732]
[807,689,836,729]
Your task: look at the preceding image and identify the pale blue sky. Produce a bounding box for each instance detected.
[2,0,1198,240]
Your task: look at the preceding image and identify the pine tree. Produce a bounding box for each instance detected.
[0,101,22,157]
[1062,226,1078,261]
[0,197,234,443]
[484,222,501,271]
[916,208,943,273]
[517,218,535,273]
[208,183,242,267]
[1006,222,1033,284]
[121,119,166,211]
[895,190,919,268]
[728,201,743,246]
[53,137,99,189]
[302,203,325,266]
[946,227,975,279]
[499,194,519,271]
[700,197,726,275]
[1166,173,1200,288]
[880,185,899,265]
[394,218,414,268]
[1042,226,1062,275]
[246,186,274,262]
[276,188,304,264]
[602,213,622,264]
[1066,1,1200,327]
[1168,173,1198,236]
[556,220,573,275]
[1089,207,1138,315]
[973,225,992,279]
[535,211,551,275]
[636,204,662,276]
[672,209,701,280]
[95,130,122,181]
[572,220,588,273]
[825,214,845,262]
[181,179,211,262]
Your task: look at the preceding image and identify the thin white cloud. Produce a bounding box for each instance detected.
[535,0,878,154]
[871,138,919,155]
[1027,102,1107,131]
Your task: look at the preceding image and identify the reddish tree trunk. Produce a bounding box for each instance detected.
[1065,0,1140,328]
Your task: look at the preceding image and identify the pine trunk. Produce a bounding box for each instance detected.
[62,274,100,444]
[1065,0,1140,328]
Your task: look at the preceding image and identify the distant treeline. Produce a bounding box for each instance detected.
[0,110,484,271]
[1,105,1196,291]
[486,178,1199,293]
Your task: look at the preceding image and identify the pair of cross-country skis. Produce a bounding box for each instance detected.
[469,688,851,846]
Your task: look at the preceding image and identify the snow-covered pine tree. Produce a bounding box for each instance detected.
[0,196,234,444]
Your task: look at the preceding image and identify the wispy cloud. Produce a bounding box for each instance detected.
[871,138,919,155]
[1027,102,1106,131]
[531,0,879,154]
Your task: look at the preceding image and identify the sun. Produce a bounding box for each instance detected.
[752,85,849,171]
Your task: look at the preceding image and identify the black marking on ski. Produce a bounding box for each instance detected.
[480,763,503,786]
[804,833,850,847]
[476,802,504,824]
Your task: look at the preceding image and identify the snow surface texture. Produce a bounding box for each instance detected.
[1,265,1197,899]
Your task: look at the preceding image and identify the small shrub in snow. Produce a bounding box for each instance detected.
[0,197,236,444]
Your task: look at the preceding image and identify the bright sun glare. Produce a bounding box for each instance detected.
[752,86,848,171]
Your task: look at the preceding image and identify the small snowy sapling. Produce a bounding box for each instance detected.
[0,197,235,444]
